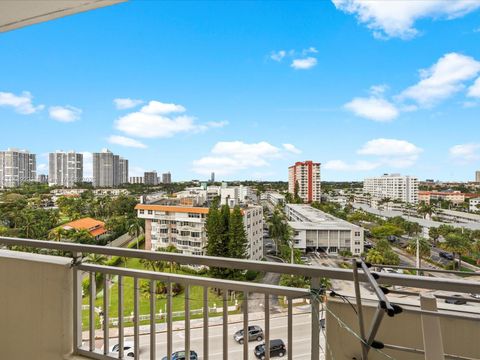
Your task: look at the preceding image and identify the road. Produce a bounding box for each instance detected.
[120,312,322,360]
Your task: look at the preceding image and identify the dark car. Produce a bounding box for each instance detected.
[161,350,198,360]
[445,295,467,305]
[234,325,264,344]
[254,339,286,359]
[439,251,454,260]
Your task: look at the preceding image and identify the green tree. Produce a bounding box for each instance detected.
[128,217,144,249]
[441,233,471,269]
[227,206,248,279]
[429,227,441,247]
[366,249,384,265]
[418,202,435,220]
[371,224,404,239]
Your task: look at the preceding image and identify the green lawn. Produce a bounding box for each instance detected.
[82,258,238,329]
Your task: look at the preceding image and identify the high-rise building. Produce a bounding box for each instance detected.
[48,151,83,187]
[288,161,321,203]
[0,148,36,188]
[363,173,418,204]
[129,176,144,184]
[92,149,128,188]
[210,172,215,182]
[144,171,158,185]
[476,171,480,183]
[162,172,172,184]
[37,174,48,184]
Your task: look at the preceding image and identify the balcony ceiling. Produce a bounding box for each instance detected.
[0,0,125,33]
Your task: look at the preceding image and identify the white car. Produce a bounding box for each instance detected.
[108,342,135,357]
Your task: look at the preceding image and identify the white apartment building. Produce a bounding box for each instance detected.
[92,149,128,187]
[48,151,83,187]
[363,174,418,204]
[0,148,36,188]
[470,198,480,212]
[285,204,364,255]
[288,161,321,203]
[136,203,264,260]
[129,176,144,184]
[265,191,285,209]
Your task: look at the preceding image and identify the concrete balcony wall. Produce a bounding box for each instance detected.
[0,250,76,360]
[326,298,480,359]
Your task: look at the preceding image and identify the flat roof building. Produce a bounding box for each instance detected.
[288,161,321,203]
[285,204,364,255]
[364,173,418,204]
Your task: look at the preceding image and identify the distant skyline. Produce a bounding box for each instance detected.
[1,1,480,182]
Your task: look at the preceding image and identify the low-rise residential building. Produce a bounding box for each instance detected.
[363,173,418,204]
[266,191,285,209]
[59,217,107,240]
[135,202,263,260]
[285,204,364,255]
[419,190,465,205]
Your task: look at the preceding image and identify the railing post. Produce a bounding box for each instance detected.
[118,275,124,359]
[103,275,110,355]
[311,277,320,360]
[203,286,209,360]
[167,282,173,360]
[243,291,249,360]
[72,252,83,353]
[89,271,96,352]
[133,277,140,359]
[185,285,191,360]
[150,280,156,360]
[223,290,228,360]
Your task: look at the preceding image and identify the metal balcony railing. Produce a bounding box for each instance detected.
[1,236,480,360]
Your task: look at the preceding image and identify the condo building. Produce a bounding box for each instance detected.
[92,149,128,188]
[135,203,263,260]
[48,151,83,187]
[0,148,36,188]
[288,160,321,203]
[363,174,418,204]
[144,171,158,185]
[285,204,364,255]
[129,176,144,184]
[476,171,480,183]
[162,172,172,184]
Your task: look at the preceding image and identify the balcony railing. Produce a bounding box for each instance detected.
[0,236,480,360]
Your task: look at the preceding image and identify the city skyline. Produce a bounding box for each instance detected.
[1,1,480,181]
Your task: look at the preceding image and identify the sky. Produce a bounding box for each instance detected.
[1,0,480,182]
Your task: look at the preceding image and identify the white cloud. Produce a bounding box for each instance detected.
[344,96,399,122]
[114,98,144,110]
[107,135,147,149]
[140,101,186,115]
[302,47,318,55]
[399,52,480,106]
[449,143,480,163]
[323,160,380,171]
[193,141,293,176]
[49,105,82,122]
[115,100,224,138]
[332,0,480,39]
[0,91,44,114]
[291,57,318,70]
[325,138,423,173]
[370,84,389,96]
[468,77,480,98]
[283,143,302,154]
[270,50,287,62]
[358,138,423,157]
[37,163,48,173]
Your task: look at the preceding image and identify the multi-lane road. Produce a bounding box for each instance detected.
[117,312,324,360]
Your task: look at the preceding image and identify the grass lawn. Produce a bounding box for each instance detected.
[82,258,238,329]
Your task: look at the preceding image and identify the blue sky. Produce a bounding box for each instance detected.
[1,0,480,182]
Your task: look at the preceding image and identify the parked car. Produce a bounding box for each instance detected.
[470,293,480,299]
[254,339,287,359]
[161,350,198,360]
[108,342,135,357]
[445,295,467,305]
[234,325,264,344]
[439,251,454,260]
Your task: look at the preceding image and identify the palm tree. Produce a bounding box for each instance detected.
[86,253,107,265]
[128,217,144,249]
[441,233,471,269]
[428,227,440,247]
[48,227,65,242]
[418,202,435,220]
[268,209,285,255]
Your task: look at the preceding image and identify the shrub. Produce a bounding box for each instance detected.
[245,270,259,281]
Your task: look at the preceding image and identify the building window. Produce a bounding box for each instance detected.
[139,209,144,214]
[148,210,153,215]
